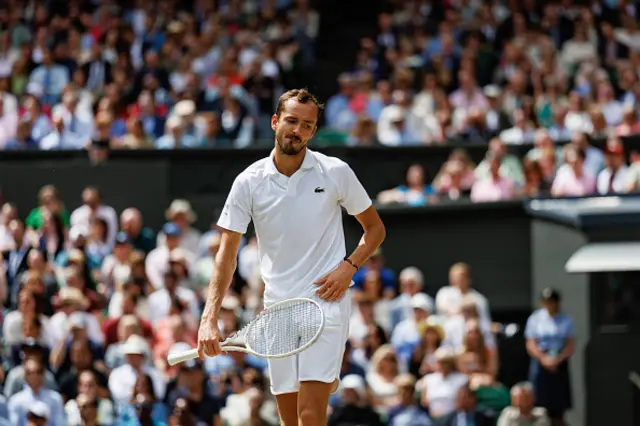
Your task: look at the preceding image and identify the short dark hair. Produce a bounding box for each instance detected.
[275,88,324,121]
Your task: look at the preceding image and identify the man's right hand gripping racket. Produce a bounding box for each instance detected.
[167,297,326,366]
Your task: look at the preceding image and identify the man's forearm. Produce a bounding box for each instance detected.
[202,257,237,323]
[346,223,386,268]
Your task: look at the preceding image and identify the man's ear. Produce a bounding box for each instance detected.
[271,115,278,131]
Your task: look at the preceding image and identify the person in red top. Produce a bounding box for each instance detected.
[102,292,154,347]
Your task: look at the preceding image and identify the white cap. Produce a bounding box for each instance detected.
[173,100,196,117]
[386,105,404,122]
[29,400,50,419]
[166,115,183,130]
[68,312,87,329]
[122,334,149,356]
[410,293,433,312]
[221,295,240,312]
[340,374,366,399]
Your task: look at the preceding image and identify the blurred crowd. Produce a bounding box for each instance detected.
[0,0,318,152]
[0,185,576,426]
[327,0,640,146]
[323,0,640,205]
[376,133,640,205]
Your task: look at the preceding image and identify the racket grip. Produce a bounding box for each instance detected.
[167,348,199,366]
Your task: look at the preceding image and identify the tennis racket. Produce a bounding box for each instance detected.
[168,297,325,366]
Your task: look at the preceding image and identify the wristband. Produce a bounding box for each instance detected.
[344,257,359,270]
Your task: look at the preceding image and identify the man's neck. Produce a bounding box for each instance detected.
[273,146,305,177]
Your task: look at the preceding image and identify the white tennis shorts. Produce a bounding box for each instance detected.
[268,290,352,395]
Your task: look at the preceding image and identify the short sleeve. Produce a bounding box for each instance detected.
[335,163,372,216]
[564,315,576,338]
[524,313,536,340]
[217,175,252,234]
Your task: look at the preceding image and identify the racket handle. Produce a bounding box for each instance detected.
[167,348,199,366]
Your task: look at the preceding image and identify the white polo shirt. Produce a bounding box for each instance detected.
[218,149,372,305]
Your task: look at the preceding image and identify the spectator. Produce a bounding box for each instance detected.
[433,385,492,426]
[352,247,396,299]
[435,263,491,322]
[120,208,156,255]
[366,345,401,409]
[390,293,432,365]
[329,375,381,426]
[387,374,431,426]
[497,382,551,426]
[390,267,431,328]
[377,165,435,206]
[525,289,575,426]
[470,152,516,203]
[157,200,201,257]
[420,348,468,420]
[108,335,165,409]
[597,138,629,195]
[409,319,445,378]
[8,358,65,426]
[550,145,597,197]
[70,187,118,248]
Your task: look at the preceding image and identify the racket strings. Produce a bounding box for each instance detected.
[245,300,323,356]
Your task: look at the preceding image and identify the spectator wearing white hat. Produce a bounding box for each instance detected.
[390,293,433,367]
[8,358,65,426]
[157,199,201,257]
[108,335,165,408]
[377,104,421,147]
[48,288,104,348]
[328,374,381,425]
[390,267,431,329]
[25,401,51,426]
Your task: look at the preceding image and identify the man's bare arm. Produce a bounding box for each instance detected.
[202,229,244,324]
[348,205,386,268]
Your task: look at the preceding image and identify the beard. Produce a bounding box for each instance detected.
[276,132,305,156]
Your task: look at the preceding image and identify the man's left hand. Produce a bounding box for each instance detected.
[314,262,355,302]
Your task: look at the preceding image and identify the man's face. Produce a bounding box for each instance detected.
[450,268,470,290]
[272,99,318,156]
[24,360,44,389]
[83,189,99,209]
[457,388,475,411]
[513,389,534,413]
[9,219,24,241]
[401,278,419,295]
[413,307,428,322]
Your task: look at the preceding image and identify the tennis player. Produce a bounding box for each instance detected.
[197,88,386,426]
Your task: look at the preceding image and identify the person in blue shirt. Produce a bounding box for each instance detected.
[352,247,397,298]
[525,288,575,426]
[5,120,38,150]
[377,164,436,207]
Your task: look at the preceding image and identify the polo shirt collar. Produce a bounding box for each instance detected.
[265,148,316,175]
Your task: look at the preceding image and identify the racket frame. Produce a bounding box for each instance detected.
[167,297,326,366]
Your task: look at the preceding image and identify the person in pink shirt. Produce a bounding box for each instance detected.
[551,146,597,197]
[470,152,515,203]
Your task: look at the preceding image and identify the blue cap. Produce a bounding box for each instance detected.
[163,222,181,236]
[115,231,131,245]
